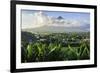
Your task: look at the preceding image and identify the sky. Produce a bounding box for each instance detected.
[21,9,90,30]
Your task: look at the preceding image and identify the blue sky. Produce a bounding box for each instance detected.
[21,9,90,31]
[22,9,90,23]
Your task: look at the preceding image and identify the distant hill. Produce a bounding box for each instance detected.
[57,16,64,20]
[22,25,89,33]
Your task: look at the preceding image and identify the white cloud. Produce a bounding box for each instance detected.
[22,11,89,29]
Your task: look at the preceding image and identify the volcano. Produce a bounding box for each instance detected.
[22,11,90,33]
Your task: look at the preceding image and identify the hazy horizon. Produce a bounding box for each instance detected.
[21,10,90,32]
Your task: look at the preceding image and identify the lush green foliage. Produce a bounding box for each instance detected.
[21,32,90,63]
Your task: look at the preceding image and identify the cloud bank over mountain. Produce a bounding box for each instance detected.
[22,11,90,32]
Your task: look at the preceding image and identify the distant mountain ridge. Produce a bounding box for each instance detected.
[22,25,89,33]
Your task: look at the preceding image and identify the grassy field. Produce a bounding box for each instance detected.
[21,31,90,63]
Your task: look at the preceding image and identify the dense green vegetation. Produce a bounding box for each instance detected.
[21,31,90,63]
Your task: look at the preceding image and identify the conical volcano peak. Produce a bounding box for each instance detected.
[57,16,64,20]
[22,10,90,32]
